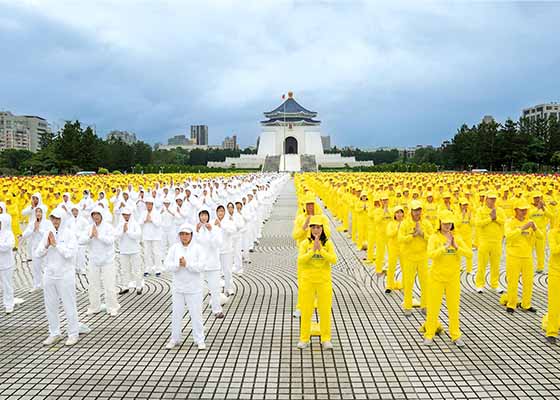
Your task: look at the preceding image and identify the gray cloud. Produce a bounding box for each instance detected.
[1,0,560,148]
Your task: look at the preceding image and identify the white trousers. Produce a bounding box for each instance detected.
[88,263,120,314]
[233,236,242,271]
[205,269,223,313]
[160,228,177,257]
[75,246,87,273]
[220,252,234,292]
[0,268,14,310]
[43,274,79,338]
[143,240,162,274]
[119,253,143,288]
[31,257,43,289]
[171,291,204,344]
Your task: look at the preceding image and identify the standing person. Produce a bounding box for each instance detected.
[422,211,472,347]
[34,209,81,346]
[545,219,560,344]
[116,208,143,295]
[160,199,177,257]
[79,206,120,317]
[374,194,392,275]
[215,204,237,297]
[196,208,224,318]
[22,206,49,292]
[455,199,474,274]
[67,204,89,275]
[164,224,205,350]
[0,214,16,314]
[529,192,553,274]
[296,215,337,350]
[139,197,163,277]
[503,201,542,313]
[398,200,434,316]
[475,192,505,293]
[385,205,404,293]
[228,202,244,274]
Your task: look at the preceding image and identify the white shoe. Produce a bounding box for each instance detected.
[78,323,91,334]
[43,335,62,346]
[296,341,309,349]
[5,308,13,314]
[454,338,465,347]
[165,340,178,350]
[65,336,79,346]
[109,310,118,317]
[197,343,206,350]
[423,338,434,346]
[475,287,484,293]
[226,289,235,296]
[322,341,333,350]
[293,309,301,318]
[86,308,101,315]
[494,287,504,294]
[29,287,38,293]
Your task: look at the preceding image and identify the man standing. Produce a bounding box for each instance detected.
[139,197,163,277]
[116,208,143,295]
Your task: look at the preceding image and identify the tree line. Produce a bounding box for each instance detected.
[0,121,256,175]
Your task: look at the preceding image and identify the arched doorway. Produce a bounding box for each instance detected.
[284,136,298,154]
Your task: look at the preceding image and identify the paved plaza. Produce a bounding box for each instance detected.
[2,180,560,399]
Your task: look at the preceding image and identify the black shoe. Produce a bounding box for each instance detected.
[155,273,161,277]
[385,289,392,294]
[136,288,143,295]
[521,306,537,313]
[506,307,515,314]
[143,272,149,277]
[546,336,557,345]
[119,288,130,295]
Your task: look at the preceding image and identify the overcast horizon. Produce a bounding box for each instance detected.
[2,1,560,148]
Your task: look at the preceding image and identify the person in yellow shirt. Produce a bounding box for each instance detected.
[422,210,472,347]
[423,192,439,227]
[475,192,505,293]
[545,220,560,344]
[355,192,369,251]
[528,192,553,273]
[365,195,379,264]
[374,194,392,275]
[296,215,337,350]
[398,200,434,316]
[455,198,474,273]
[503,200,542,313]
[385,205,404,293]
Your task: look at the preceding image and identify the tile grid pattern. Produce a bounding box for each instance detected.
[1,180,560,399]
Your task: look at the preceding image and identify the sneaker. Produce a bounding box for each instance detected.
[86,308,102,315]
[118,288,129,295]
[322,341,333,350]
[5,308,13,314]
[385,289,392,294]
[546,336,557,345]
[165,340,178,350]
[476,287,484,294]
[296,341,309,349]
[494,287,504,294]
[136,288,143,295]
[536,269,544,274]
[155,272,161,277]
[423,338,433,346]
[226,289,235,296]
[109,310,118,317]
[78,323,91,334]
[143,272,149,277]
[29,287,39,293]
[215,312,225,319]
[506,307,515,314]
[43,335,62,346]
[453,339,465,347]
[65,336,79,346]
[293,309,301,318]
[197,342,206,350]
[404,309,412,317]
[420,308,427,316]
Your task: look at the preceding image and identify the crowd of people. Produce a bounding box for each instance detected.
[0,172,288,349]
[294,172,560,347]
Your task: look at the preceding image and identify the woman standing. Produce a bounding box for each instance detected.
[423,210,472,347]
[22,206,49,292]
[297,215,337,350]
[216,204,237,297]
[385,205,404,293]
[196,208,224,318]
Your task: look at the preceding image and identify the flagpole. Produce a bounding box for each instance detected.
[283,95,286,172]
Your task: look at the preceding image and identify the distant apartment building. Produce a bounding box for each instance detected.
[190,125,208,145]
[321,135,331,151]
[522,103,560,121]
[168,134,195,146]
[222,135,238,150]
[107,130,138,144]
[0,111,49,152]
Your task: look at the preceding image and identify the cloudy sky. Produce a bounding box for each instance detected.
[1,1,559,148]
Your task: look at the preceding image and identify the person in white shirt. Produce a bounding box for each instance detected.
[79,206,120,317]
[233,200,249,273]
[65,204,90,275]
[116,208,143,295]
[164,223,205,350]
[139,197,163,277]
[215,204,237,296]
[22,205,50,292]
[34,208,81,346]
[160,198,177,256]
[0,214,16,314]
[196,208,224,318]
